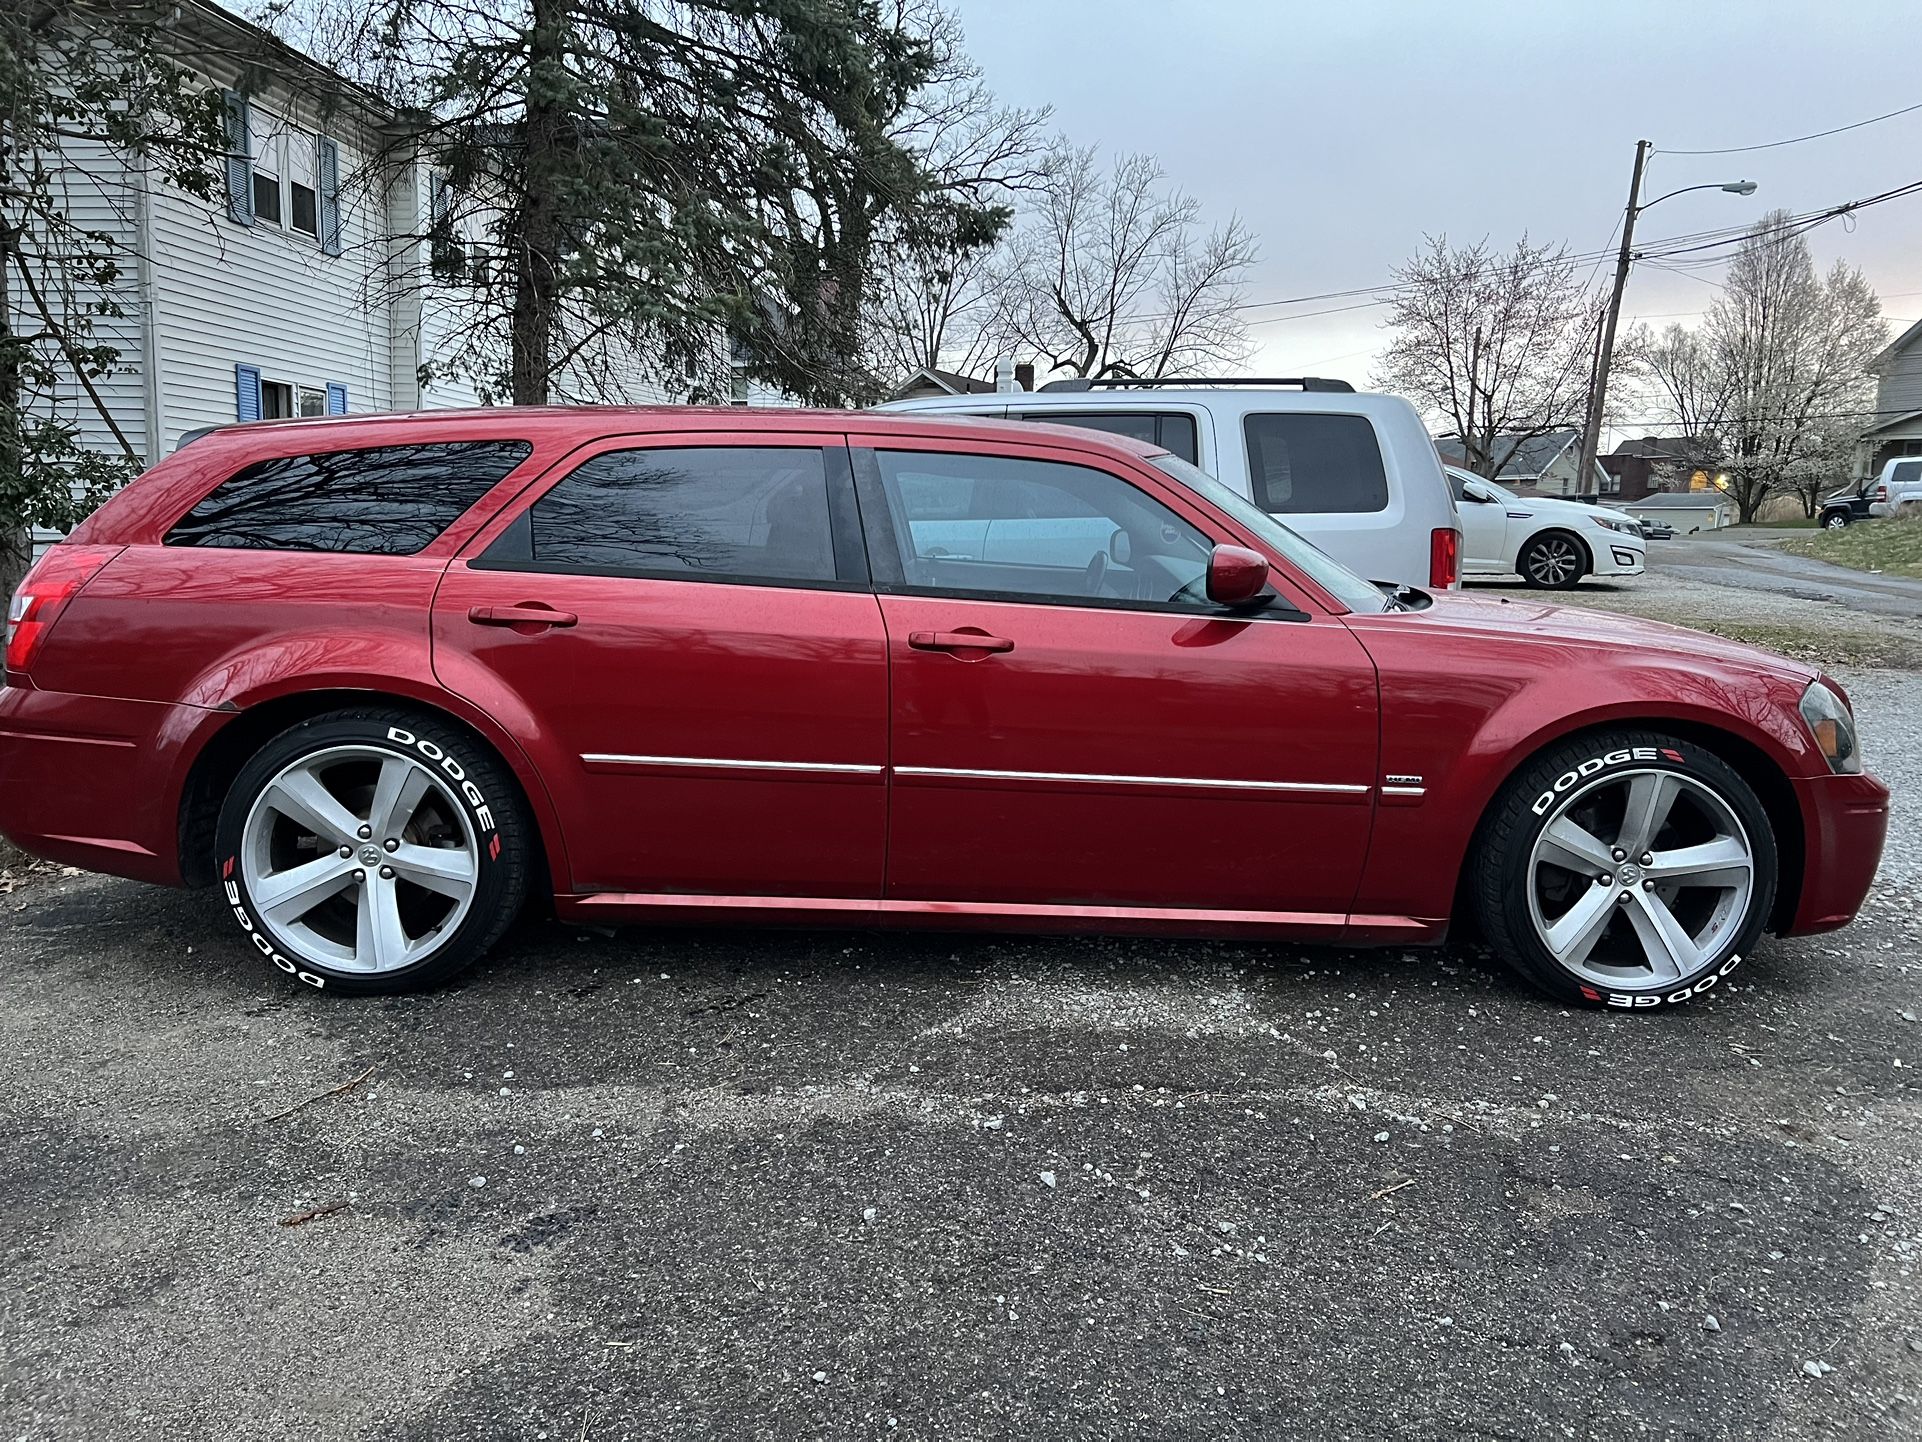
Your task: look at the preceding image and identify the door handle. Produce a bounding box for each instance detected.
[908,630,1014,655]
[468,604,578,628]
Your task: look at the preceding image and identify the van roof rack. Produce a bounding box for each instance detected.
[1037,376,1356,394]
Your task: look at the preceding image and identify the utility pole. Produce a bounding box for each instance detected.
[1576,138,1649,498]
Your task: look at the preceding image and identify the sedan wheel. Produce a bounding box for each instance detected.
[216,708,529,993]
[1823,512,1850,529]
[1473,731,1776,1008]
[1519,533,1586,590]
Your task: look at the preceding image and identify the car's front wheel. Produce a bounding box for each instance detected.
[1822,510,1851,529]
[1518,532,1587,590]
[215,707,531,993]
[1472,731,1776,1008]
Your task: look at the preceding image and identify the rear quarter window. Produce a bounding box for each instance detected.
[165,440,533,554]
[1242,413,1388,514]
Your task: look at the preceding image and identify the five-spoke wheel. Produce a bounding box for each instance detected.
[242,745,480,974]
[1474,731,1776,1007]
[217,709,528,992]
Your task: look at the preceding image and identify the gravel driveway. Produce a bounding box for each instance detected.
[2,590,1918,1441]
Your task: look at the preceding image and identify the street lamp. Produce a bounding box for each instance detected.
[1574,142,1759,497]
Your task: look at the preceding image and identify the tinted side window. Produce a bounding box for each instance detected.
[874,450,1212,608]
[167,441,532,554]
[1021,410,1200,464]
[1892,460,1922,484]
[484,447,837,584]
[1242,414,1388,514]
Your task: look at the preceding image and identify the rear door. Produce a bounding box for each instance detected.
[432,433,889,897]
[850,430,1381,920]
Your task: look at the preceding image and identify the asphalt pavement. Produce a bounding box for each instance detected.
[1,613,1919,1440]
[1651,531,1922,622]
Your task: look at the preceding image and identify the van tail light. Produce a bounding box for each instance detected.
[1429,527,1460,589]
[5,545,119,679]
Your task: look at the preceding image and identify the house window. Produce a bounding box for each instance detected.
[261,380,294,419]
[287,129,320,238]
[251,116,283,226]
[297,386,327,417]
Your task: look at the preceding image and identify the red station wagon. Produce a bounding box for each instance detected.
[0,408,1890,1008]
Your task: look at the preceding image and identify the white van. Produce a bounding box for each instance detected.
[876,378,1463,591]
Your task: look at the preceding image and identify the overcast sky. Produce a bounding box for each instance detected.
[951,0,1922,425]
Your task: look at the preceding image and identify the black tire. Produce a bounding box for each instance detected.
[1471,730,1777,1010]
[1518,531,1588,590]
[214,706,531,994]
[1821,510,1850,529]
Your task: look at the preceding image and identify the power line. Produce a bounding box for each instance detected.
[1661,101,1922,157]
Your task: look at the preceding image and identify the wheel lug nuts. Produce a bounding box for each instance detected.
[1611,848,1626,862]
[338,845,352,858]
[1639,853,1652,866]
[380,865,395,879]
[1617,891,1632,905]
[352,869,366,882]
[1642,879,1654,891]
[357,825,373,839]
[383,838,399,852]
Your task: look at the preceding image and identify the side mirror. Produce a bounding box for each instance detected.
[1461,487,1490,504]
[1205,544,1270,607]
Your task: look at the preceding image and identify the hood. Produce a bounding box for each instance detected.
[1526,496,1630,526]
[1408,590,1818,682]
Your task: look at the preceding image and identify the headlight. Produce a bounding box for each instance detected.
[1590,514,1638,535]
[1799,680,1862,774]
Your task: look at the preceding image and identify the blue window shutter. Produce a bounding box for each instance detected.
[223,91,254,226]
[317,136,341,256]
[235,364,263,421]
[325,382,348,415]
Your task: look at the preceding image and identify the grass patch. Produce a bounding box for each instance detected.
[1781,517,1922,580]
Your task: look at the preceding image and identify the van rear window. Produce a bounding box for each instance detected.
[1019,411,1200,464]
[165,441,533,554]
[1242,414,1388,514]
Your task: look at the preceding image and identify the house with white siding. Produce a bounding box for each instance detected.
[23,0,779,523]
[1858,317,1922,479]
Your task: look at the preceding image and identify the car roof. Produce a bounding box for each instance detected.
[175,404,1169,461]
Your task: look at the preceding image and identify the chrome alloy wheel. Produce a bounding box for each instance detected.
[1526,767,1755,989]
[1524,534,1582,586]
[240,744,479,974]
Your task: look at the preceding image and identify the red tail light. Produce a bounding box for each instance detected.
[1429,527,1460,589]
[5,545,118,678]
[1875,484,1889,502]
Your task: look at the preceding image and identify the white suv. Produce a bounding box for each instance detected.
[1868,457,1922,518]
[1444,466,1646,589]
[876,379,1463,592]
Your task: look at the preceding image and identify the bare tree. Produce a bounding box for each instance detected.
[989,146,1257,381]
[1625,213,1885,522]
[860,2,1050,388]
[1374,235,1597,479]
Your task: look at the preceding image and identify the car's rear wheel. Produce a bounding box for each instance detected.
[1519,532,1587,589]
[215,707,530,994]
[1472,731,1776,1008]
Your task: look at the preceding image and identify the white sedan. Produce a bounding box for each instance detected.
[1445,466,1646,590]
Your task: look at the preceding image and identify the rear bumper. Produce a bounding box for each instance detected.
[1785,770,1890,935]
[0,681,201,885]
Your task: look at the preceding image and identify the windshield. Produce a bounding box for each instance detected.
[1149,454,1391,614]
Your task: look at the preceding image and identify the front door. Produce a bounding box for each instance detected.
[850,435,1381,919]
[433,434,888,897]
